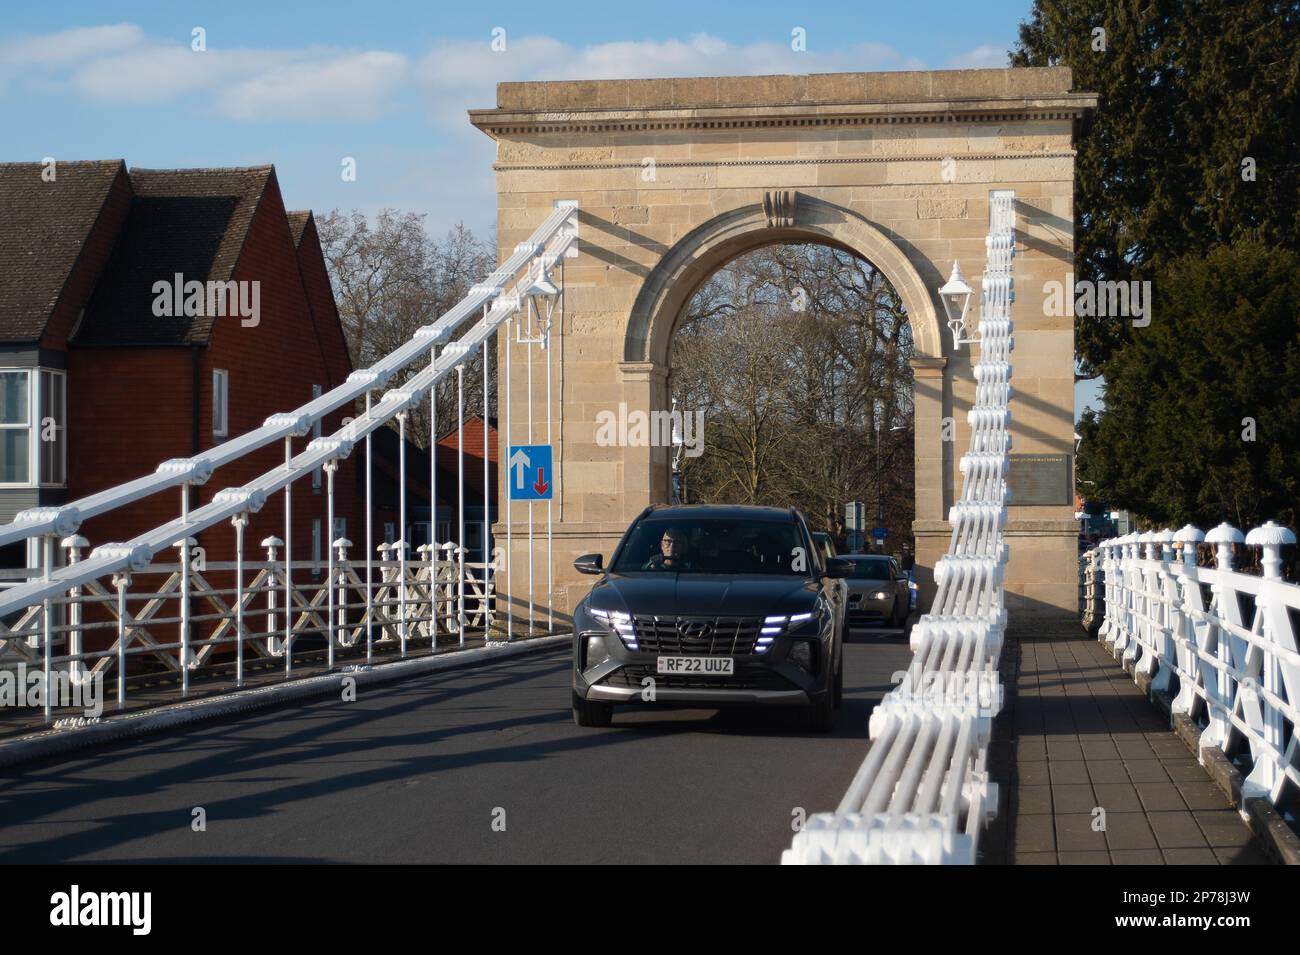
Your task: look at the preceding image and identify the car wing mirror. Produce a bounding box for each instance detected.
[824,557,854,578]
[574,553,604,575]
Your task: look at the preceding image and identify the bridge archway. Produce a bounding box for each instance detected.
[472,68,1096,620]
[625,196,943,366]
[625,198,937,560]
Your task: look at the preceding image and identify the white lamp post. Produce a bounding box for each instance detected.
[938,260,975,349]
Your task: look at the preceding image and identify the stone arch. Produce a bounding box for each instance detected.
[473,67,1093,620]
[624,195,945,368]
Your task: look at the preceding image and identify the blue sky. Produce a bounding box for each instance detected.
[0,0,1101,416]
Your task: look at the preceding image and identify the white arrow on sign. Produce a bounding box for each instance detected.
[509,448,531,490]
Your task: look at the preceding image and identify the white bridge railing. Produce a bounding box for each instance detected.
[785,190,1016,864]
[0,201,578,721]
[0,544,493,711]
[1083,524,1299,814]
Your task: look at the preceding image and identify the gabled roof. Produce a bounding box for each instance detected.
[0,160,124,343]
[286,211,313,246]
[73,166,273,346]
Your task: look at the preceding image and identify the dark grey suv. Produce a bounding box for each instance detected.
[570,504,851,731]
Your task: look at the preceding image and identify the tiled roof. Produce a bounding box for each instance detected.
[287,211,313,246]
[73,166,273,346]
[0,160,124,343]
[437,415,499,463]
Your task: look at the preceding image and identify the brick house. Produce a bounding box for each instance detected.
[0,159,358,580]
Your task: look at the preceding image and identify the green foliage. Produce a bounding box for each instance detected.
[1076,242,1300,528]
[1013,0,1300,375]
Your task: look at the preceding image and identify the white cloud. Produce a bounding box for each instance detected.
[3,24,936,126]
[219,51,409,121]
[416,33,926,125]
[948,44,1010,70]
[70,46,286,104]
[0,23,144,66]
[3,24,407,119]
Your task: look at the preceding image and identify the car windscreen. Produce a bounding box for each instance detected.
[847,558,891,580]
[611,517,810,575]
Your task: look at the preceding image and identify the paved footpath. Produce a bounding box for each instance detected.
[984,625,1273,865]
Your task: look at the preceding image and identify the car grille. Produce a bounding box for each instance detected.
[630,615,765,655]
[599,664,795,692]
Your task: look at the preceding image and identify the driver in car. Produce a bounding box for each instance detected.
[642,527,696,571]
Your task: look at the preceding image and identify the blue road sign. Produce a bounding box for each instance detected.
[508,444,553,501]
[872,526,888,541]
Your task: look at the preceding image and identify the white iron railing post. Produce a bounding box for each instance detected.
[63,534,88,685]
[112,570,131,709]
[263,536,283,655]
[232,513,248,688]
[334,536,351,652]
[1242,521,1296,802]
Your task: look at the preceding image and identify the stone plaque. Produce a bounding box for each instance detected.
[1006,453,1072,506]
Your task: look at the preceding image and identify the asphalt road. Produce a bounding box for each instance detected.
[0,625,914,864]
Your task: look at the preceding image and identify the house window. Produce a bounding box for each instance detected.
[39,369,66,487]
[0,368,67,487]
[213,369,229,439]
[312,384,322,492]
[0,370,32,485]
[466,523,484,563]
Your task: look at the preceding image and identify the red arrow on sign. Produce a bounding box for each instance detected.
[533,467,549,496]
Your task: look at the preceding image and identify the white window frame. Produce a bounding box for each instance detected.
[38,369,67,488]
[0,369,34,488]
[212,369,229,439]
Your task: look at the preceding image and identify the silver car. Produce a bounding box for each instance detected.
[843,555,910,628]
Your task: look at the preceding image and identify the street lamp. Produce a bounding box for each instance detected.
[525,259,559,299]
[938,260,975,349]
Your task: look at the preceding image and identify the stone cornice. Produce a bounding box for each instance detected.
[470,95,1098,139]
[492,150,1076,173]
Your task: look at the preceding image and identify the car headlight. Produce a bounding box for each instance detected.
[871,590,891,600]
[588,607,637,650]
[754,610,819,654]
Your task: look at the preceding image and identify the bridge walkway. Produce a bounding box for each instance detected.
[984,624,1273,865]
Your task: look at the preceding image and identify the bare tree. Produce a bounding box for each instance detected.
[672,243,915,541]
[316,210,496,448]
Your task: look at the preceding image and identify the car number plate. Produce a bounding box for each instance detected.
[656,656,734,676]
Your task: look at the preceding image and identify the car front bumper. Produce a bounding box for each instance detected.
[572,629,827,706]
[847,593,895,624]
